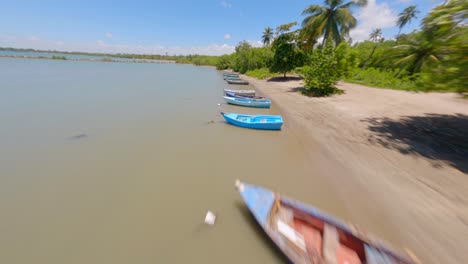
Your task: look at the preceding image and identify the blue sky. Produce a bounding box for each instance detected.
[0,0,441,55]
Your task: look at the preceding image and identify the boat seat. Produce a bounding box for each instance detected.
[293,218,322,257]
[323,224,362,264]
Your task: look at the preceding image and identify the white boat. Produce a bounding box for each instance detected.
[223,96,271,108]
[224,89,256,96]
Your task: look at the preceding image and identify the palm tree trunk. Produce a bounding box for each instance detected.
[362,44,378,69]
[284,72,287,78]
[396,28,402,41]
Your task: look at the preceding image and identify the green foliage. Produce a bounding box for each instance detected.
[334,42,359,78]
[301,0,367,48]
[245,68,277,79]
[346,68,419,91]
[302,47,341,96]
[230,42,273,73]
[417,0,468,93]
[397,5,419,37]
[51,55,67,60]
[269,33,305,78]
[262,27,274,46]
[215,54,231,70]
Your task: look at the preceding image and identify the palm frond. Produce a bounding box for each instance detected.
[395,54,416,65]
[302,5,327,16]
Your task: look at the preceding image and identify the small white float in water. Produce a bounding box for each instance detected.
[204,211,216,225]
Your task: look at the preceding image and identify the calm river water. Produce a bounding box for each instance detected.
[0,57,346,263]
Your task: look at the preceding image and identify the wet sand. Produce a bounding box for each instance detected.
[243,75,468,264]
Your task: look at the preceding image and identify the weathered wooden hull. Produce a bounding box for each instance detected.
[235,181,418,264]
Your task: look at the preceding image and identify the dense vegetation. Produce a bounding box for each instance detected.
[216,0,467,95]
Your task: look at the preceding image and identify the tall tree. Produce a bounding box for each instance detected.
[301,0,367,48]
[269,33,304,78]
[396,5,419,38]
[262,27,274,46]
[391,32,441,75]
[363,28,384,68]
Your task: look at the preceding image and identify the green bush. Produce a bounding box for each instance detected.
[346,67,419,91]
[245,68,277,79]
[216,54,231,70]
[302,48,341,96]
[51,55,67,60]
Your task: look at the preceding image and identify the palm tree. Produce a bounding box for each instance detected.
[392,32,441,75]
[262,27,274,46]
[369,28,383,43]
[363,28,383,68]
[396,6,419,38]
[301,0,368,48]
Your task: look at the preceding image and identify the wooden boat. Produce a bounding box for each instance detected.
[223,72,239,76]
[220,112,283,130]
[224,89,256,97]
[227,79,249,85]
[235,181,419,264]
[225,91,266,99]
[224,76,242,81]
[223,96,271,108]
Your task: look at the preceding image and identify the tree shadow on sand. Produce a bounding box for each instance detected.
[363,114,468,173]
[267,76,303,82]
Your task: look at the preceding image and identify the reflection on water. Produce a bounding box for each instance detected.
[0,58,343,263]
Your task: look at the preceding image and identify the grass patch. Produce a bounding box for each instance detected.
[245,68,278,79]
[345,68,420,91]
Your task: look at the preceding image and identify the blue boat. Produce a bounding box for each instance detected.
[223,96,271,108]
[235,181,419,264]
[220,112,283,130]
[223,72,239,77]
[224,76,242,80]
[225,91,265,99]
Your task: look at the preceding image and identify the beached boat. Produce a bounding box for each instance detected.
[224,89,256,97]
[220,112,283,130]
[223,96,271,108]
[223,72,239,76]
[227,79,249,85]
[224,76,242,80]
[235,181,419,264]
[225,91,266,99]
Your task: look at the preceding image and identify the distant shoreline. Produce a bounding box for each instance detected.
[0,54,176,64]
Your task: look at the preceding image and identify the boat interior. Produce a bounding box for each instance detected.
[270,201,403,264]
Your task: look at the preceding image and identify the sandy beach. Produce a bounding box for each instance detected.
[243,75,468,264]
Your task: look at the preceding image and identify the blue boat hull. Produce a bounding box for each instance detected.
[221,113,283,130]
[223,96,271,108]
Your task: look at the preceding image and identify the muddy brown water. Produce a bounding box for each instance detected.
[0,58,353,263]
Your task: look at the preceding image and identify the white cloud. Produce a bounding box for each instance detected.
[0,35,235,55]
[105,32,113,38]
[220,0,232,8]
[350,0,397,42]
[246,40,262,48]
[224,33,231,40]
